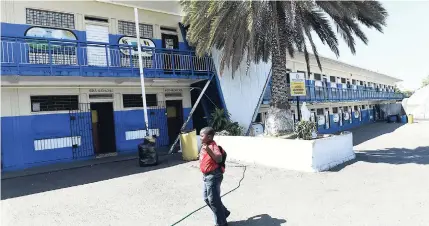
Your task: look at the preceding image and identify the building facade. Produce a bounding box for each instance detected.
[0,1,222,171]
[1,1,403,171]
[256,53,403,134]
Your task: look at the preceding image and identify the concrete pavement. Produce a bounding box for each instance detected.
[1,122,429,226]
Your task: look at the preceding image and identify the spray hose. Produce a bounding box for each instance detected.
[170,165,247,226]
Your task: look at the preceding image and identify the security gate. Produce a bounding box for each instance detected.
[69,103,95,159]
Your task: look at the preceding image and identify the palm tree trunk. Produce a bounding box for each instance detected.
[264,34,294,136]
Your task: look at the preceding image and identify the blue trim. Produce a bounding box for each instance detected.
[1,107,193,172]
[1,22,214,80]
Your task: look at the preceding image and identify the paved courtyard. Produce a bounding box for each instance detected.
[2,121,429,226]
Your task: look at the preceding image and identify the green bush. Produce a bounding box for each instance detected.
[294,121,317,140]
[209,108,243,136]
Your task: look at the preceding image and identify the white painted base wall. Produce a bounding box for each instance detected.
[214,132,355,172]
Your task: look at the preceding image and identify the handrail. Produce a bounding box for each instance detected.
[1,36,197,54]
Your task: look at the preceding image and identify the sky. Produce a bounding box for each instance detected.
[312,1,429,91]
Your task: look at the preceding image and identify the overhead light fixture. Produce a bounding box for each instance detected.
[152,79,179,83]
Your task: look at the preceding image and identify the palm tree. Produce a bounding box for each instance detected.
[181,1,387,136]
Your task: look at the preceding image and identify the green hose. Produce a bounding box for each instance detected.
[170,165,247,226]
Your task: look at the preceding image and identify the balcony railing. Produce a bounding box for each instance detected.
[1,36,215,78]
[263,84,404,103]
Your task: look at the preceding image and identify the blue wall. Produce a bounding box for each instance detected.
[1,107,193,171]
[317,109,375,134]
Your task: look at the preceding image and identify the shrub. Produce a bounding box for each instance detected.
[294,121,317,140]
[209,108,243,136]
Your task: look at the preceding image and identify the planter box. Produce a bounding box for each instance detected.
[214,132,355,172]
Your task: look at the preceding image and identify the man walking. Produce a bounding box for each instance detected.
[199,127,230,226]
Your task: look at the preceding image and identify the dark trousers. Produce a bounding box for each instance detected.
[203,168,229,225]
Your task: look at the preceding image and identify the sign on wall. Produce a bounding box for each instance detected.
[26,27,77,40]
[25,27,77,50]
[354,111,360,119]
[344,112,350,121]
[317,115,325,126]
[290,72,306,96]
[119,36,155,57]
[333,114,339,123]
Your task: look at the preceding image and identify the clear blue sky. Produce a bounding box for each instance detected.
[313,1,429,91]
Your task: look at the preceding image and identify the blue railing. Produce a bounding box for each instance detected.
[263,84,404,103]
[0,36,215,78]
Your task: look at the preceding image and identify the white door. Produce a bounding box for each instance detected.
[86,24,110,66]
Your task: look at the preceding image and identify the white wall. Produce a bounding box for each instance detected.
[1,0,184,41]
[211,49,271,129]
[214,133,355,172]
[1,82,192,117]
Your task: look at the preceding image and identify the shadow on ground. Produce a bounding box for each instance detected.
[350,122,404,146]
[228,214,287,226]
[330,146,429,172]
[1,153,185,200]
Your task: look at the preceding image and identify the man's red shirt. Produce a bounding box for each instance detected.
[199,140,224,174]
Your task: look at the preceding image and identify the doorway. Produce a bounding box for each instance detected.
[162,33,179,49]
[166,100,184,144]
[85,22,109,66]
[161,34,180,72]
[90,102,116,154]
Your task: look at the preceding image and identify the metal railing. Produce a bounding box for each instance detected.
[263,84,404,102]
[1,36,215,76]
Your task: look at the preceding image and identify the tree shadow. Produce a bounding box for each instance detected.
[1,153,186,200]
[330,146,429,172]
[228,214,287,226]
[350,122,404,146]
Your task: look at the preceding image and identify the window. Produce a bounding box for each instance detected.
[362,105,366,109]
[360,81,364,86]
[343,106,349,111]
[31,95,78,112]
[333,107,338,114]
[330,76,336,83]
[26,8,75,29]
[316,109,324,115]
[341,78,346,84]
[297,70,307,78]
[314,73,322,81]
[118,21,153,38]
[255,113,262,123]
[354,106,359,111]
[352,79,356,85]
[123,94,157,108]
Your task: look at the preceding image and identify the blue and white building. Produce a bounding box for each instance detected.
[256,53,403,134]
[0,1,224,171]
[1,1,403,171]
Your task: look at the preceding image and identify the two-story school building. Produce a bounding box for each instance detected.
[0,1,224,171]
[0,1,404,171]
[255,53,403,134]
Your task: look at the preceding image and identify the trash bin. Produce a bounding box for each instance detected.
[408,114,414,124]
[138,136,158,167]
[180,130,199,161]
[401,115,408,123]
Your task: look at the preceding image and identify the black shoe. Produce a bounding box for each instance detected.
[225,210,231,218]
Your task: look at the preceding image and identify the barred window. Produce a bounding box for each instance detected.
[314,73,322,81]
[123,94,157,108]
[26,8,75,29]
[31,95,78,112]
[118,21,153,38]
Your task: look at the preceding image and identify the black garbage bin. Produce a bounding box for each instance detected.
[138,135,159,167]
